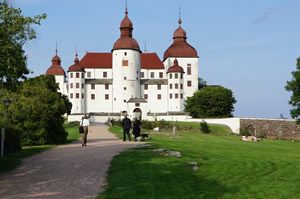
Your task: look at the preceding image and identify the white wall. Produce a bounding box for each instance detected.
[85,84,113,113]
[85,68,112,79]
[112,49,141,112]
[54,75,66,95]
[68,71,85,114]
[141,69,165,79]
[143,84,168,113]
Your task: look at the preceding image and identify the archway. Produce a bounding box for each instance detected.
[133,108,142,120]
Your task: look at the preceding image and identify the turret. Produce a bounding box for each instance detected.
[68,54,85,114]
[167,59,185,111]
[111,7,141,112]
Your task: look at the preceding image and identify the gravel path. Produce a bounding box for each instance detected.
[0,123,139,199]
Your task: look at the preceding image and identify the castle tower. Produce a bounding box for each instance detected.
[111,7,141,113]
[163,17,199,98]
[167,59,185,111]
[45,49,66,95]
[68,54,85,114]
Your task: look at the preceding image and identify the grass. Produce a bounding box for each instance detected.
[0,124,80,174]
[98,126,300,199]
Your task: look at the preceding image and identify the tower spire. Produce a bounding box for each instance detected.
[56,42,58,56]
[178,5,182,25]
[125,0,128,15]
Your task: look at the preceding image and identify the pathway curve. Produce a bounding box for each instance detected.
[0,123,139,199]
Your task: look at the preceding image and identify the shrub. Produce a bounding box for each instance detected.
[240,128,250,136]
[200,121,210,134]
[111,119,122,127]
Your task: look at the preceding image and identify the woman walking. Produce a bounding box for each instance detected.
[80,115,90,146]
[132,117,141,141]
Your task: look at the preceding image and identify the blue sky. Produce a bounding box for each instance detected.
[13,0,300,119]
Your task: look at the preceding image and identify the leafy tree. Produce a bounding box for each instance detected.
[185,86,237,118]
[285,57,300,123]
[4,75,72,145]
[0,0,46,90]
[198,77,207,90]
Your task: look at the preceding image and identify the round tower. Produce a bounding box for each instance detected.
[163,17,199,98]
[112,7,141,113]
[68,54,85,114]
[167,59,185,112]
[45,49,66,95]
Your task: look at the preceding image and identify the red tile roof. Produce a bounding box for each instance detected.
[46,55,66,76]
[79,52,164,70]
[167,58,184,73]
[141,53,164,69]
[80,53,112,68]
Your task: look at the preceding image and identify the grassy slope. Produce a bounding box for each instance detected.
[98,126,300,199]
[0,125,80,174]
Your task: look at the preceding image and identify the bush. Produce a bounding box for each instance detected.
[240,128,250,136]
[64,121,80,128]
[0,128,21,154]
[111,119,122,127]
[200,121,210,134]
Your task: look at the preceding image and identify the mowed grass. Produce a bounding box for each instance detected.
[0,124,80,174]
[98,126,300,199]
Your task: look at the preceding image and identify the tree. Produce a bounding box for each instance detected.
[4,75,72,145]
[198,77,207,90]
[285,57,300,123]
[0,1,46,90]
[184,86,237,118]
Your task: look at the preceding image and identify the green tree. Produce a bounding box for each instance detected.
[184,86,237,118]
[285,57,300,123]
[0,0,46,90]
[5,75,72,145]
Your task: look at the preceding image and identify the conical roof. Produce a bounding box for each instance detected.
[167,58,184,73]
[46,50,66,76]
[68,54,85,72]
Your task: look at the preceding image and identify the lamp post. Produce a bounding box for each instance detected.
[1,98,11,157]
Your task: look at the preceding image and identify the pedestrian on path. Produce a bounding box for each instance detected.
[133,117,141,141]
[122,113,131,141]
[80,115,90,146]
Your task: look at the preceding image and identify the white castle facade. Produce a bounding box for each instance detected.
[46,8,199,122]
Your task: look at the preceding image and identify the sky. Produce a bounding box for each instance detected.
[11,0,300,119]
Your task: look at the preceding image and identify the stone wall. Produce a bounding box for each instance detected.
[240,119,300,140]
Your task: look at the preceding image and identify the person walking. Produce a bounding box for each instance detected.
[122,113,131,141]
[80,115,90,146]
[133,117,141,141]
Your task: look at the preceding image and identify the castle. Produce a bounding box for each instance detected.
[45,8,199,122]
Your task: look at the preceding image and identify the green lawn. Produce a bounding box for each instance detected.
[0,124,80,174]
[98,126,300,199]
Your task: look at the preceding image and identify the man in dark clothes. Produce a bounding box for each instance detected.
[122,113,131,141]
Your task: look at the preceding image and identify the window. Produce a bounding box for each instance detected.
[159,72,163,78]
[103,72,107,78]
[144,94,148,100]
[105,84,109,90]
[91,94,95,100]
[180,84,183,89]
[170,84,172,89]
[76,83,79,88]
[175,83,178,89]
[70,93,73,99]
[91,84,95,89]
[135,103,140,107]
[170,94,172,99]
[124,52,127,56]
[105,94,109,100]
[82,73,84,78]
[136,71,138,74]
[122,60,128,66]
[169,74,172,79]
[70,73,73,78]
[124,87,127,90]
[157,94,161,100]
[180,74,183,79]
[187,67,191,75]
[82,84,84,89]
[141,72,144,78]
[151,72,154,78]
[175,74,178,79]
[181,94,183,99]
[87,72,91,78]
[82,93,84,99]
[70,83,73,89]
[76,73,79,78]
[157,84,161,90]
[76,93,79,99]
[144,84,148,90]
[124,77,127,80]
[123,100,126,103]
[175,93,179,99]
[187,81,192,87]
